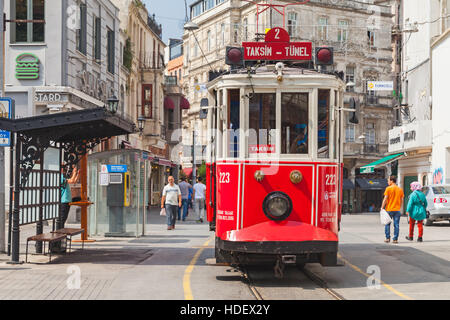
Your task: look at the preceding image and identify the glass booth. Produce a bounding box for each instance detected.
[88,150,150,237]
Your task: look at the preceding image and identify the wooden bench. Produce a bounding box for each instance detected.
[52,228,85,253]
[26,233,67,263]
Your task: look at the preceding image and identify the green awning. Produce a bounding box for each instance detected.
[360,152,404,174]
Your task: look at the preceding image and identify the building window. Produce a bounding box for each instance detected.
[233,23,239,44]
[345,115,355,142]
[366,123,376,144]
[107,28,115,74]
[192,2,203,18]
[93,17,101,61]
[142,84,153,118]
[367,30,375,47]
[345,66,355,92]
[207,30,212,51]
[317,17,328,40]
[243,18,248,41]
[205,0,214,11]
[221,23,225,46]
[194,41,199,57]
[287,12,298,38]
[76,3,87,54]
[11,0,45,43]
[337,20,349,42]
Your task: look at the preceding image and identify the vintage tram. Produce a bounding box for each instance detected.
[204,60,346,270]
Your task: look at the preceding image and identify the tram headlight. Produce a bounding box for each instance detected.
[263,192,293,221]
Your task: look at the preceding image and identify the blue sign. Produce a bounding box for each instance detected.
[0,98,12,147]
[106,165,128,173]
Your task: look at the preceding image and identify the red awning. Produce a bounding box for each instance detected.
[164,97,175,110]
[182,168,193,177]
[180,97,190,110]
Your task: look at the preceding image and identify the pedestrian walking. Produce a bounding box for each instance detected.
[381,175,404,244]
[178,177,193,221]
[405,181,427,242]
[193,177,206,223]
[161,176,182,230]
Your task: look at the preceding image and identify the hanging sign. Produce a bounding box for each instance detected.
[0,98,12,147]
[243,27,312,61]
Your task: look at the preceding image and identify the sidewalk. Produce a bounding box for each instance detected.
[0,205,212,300]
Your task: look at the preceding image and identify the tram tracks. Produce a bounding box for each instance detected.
[240,265,345,301]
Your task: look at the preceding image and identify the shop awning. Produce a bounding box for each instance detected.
[182,167,193,177]
[360,152,405,174]
[356,178,388,190]
[164,97,175,110]
[180,97,190,110]
[343,179,355,190]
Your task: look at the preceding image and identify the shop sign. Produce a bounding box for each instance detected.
[16,53,40,80]
[243,27,312,61]
[0,98,12,147]
[101,164,128,173]
[367,81,394,91]
[35,92,69,104]
[388,120,432,153]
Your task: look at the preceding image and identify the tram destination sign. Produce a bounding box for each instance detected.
[243,27,312,61]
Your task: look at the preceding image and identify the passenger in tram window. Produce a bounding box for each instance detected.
[289,124,308,154]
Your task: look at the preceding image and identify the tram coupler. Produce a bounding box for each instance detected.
[281,255,296,264]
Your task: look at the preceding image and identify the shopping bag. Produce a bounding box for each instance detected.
[160,208,166,216]
[380,209,392,225]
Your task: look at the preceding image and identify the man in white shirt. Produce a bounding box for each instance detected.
[161,176,181,230]
[193,177,207,223]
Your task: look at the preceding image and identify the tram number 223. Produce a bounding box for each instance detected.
[219,172,231,184]
[325,174,337,186]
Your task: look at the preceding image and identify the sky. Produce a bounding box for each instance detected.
[143,0,189,44]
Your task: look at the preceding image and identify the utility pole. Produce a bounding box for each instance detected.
[192,129,196,184]
[0,0,5,254]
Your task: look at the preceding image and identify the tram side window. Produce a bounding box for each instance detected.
[249,93,276,154]
[228,90,240,158]
[281,93,309,154]
[318,89,330,158]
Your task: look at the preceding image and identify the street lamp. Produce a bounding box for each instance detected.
[184,21,199,31]
[106,96,119,114]
[137,115,146,134]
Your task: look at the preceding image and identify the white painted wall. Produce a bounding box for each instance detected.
[431,32,450,184]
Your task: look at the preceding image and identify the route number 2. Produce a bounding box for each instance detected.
[219,172,230,184]
[325,174,336,186]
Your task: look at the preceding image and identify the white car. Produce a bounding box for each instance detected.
[421,185,450,226]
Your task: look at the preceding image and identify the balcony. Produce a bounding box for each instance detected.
[363,144,379,154]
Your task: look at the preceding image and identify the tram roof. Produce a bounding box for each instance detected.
[208,66,345,88]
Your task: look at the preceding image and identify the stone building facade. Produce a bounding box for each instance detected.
[182,0,395,212]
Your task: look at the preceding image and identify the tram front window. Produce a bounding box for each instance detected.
[281,93,309,154]
[249,93,276,154]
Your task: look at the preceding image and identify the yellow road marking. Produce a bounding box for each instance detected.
[183,238,213,300]
[338,253,414,300]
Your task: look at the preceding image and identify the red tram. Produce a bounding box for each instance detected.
[203,29,345,271]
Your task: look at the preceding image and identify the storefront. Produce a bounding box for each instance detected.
[355,178,388,212]
[387,120,432,212]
